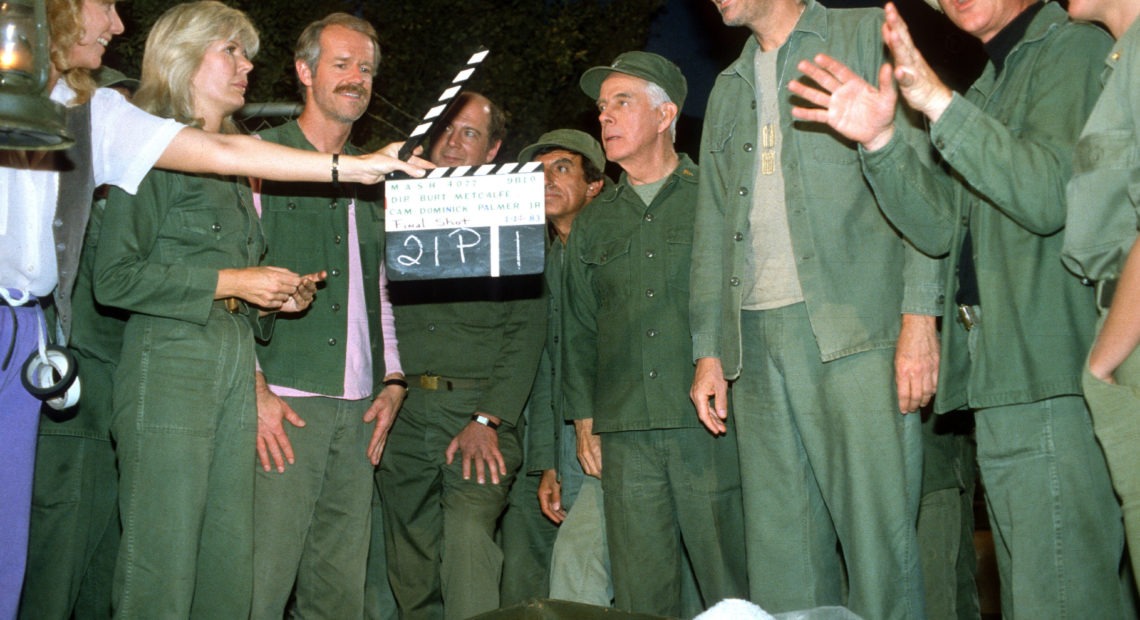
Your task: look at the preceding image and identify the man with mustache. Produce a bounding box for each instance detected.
[248,14,406,619]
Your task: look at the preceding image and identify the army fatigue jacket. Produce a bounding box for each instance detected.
[862,2,1111,412]
[94,169,266,335]
[527,232,567,473]
[390,277,545,427]
[255,121,388,397]
[691,0,944,380]
[1063,22,1140,282]
[563,155,702,434]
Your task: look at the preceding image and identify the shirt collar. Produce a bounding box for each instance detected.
[983,2,1044,74]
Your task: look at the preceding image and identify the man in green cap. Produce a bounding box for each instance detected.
[501,129,609,606]
[562,51,747,617]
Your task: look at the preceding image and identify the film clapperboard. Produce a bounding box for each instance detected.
[385,48,545,281]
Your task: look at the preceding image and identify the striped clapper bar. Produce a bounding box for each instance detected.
[396,48,489,162]
[385,161,545,281]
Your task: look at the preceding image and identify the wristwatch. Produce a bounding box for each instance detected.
[471,414,500,430]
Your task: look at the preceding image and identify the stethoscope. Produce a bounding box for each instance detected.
[2,288,81,410]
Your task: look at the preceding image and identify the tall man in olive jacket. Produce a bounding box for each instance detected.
[379,92,547,620]
[250,14,408,619]
[689,1,945,618]
[563,52,747,618]
[789,0,1132,616]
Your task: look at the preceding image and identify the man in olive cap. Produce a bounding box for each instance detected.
[562,51,747,616]
[501,130,610,606]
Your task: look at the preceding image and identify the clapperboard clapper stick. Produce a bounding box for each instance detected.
[382,46,547,281]
[389,47,490,173]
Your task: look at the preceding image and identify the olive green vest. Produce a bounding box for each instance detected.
[255,120,386,396]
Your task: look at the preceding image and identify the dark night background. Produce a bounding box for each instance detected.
[105,0,990,163]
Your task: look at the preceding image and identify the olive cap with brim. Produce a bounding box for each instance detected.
[94,67,140,92]
[579,51,687,113]
[518,129,606,172]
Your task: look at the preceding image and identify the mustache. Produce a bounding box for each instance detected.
[334,84,369,98]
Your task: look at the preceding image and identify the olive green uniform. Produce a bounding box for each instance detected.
[862,5,1131,615]
[94,170,266,618]
[380,275,545,620]
[691,4,941,617]
[1063,20,1140,595]
[251,120,391,619]
[563,156,747,617]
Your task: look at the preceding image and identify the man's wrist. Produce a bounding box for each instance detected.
[924,88,954,124]
[471,413,500,429]
[382,376,408,391]
[863,125,895,153]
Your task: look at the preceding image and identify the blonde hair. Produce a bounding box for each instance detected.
[47,0,98,104]
[133,1,259,134]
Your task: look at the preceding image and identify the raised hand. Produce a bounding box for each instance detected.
[882,2,953,121]
[789,54,899,151]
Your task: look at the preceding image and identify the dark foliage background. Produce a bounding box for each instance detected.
[106,0,666,158]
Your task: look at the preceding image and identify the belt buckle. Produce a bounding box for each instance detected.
[956,304,977,331]
[419,374,439,390]
[224,298,241,314]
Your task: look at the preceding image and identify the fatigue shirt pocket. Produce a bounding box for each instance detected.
[580,237,631,311]
[260,196,338,271]
[1073,130,1136,175]
[704,122,737,212]
[168,205,247,268]
[665,225,693,294]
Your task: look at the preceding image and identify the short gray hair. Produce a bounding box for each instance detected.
[644,81,677,142]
